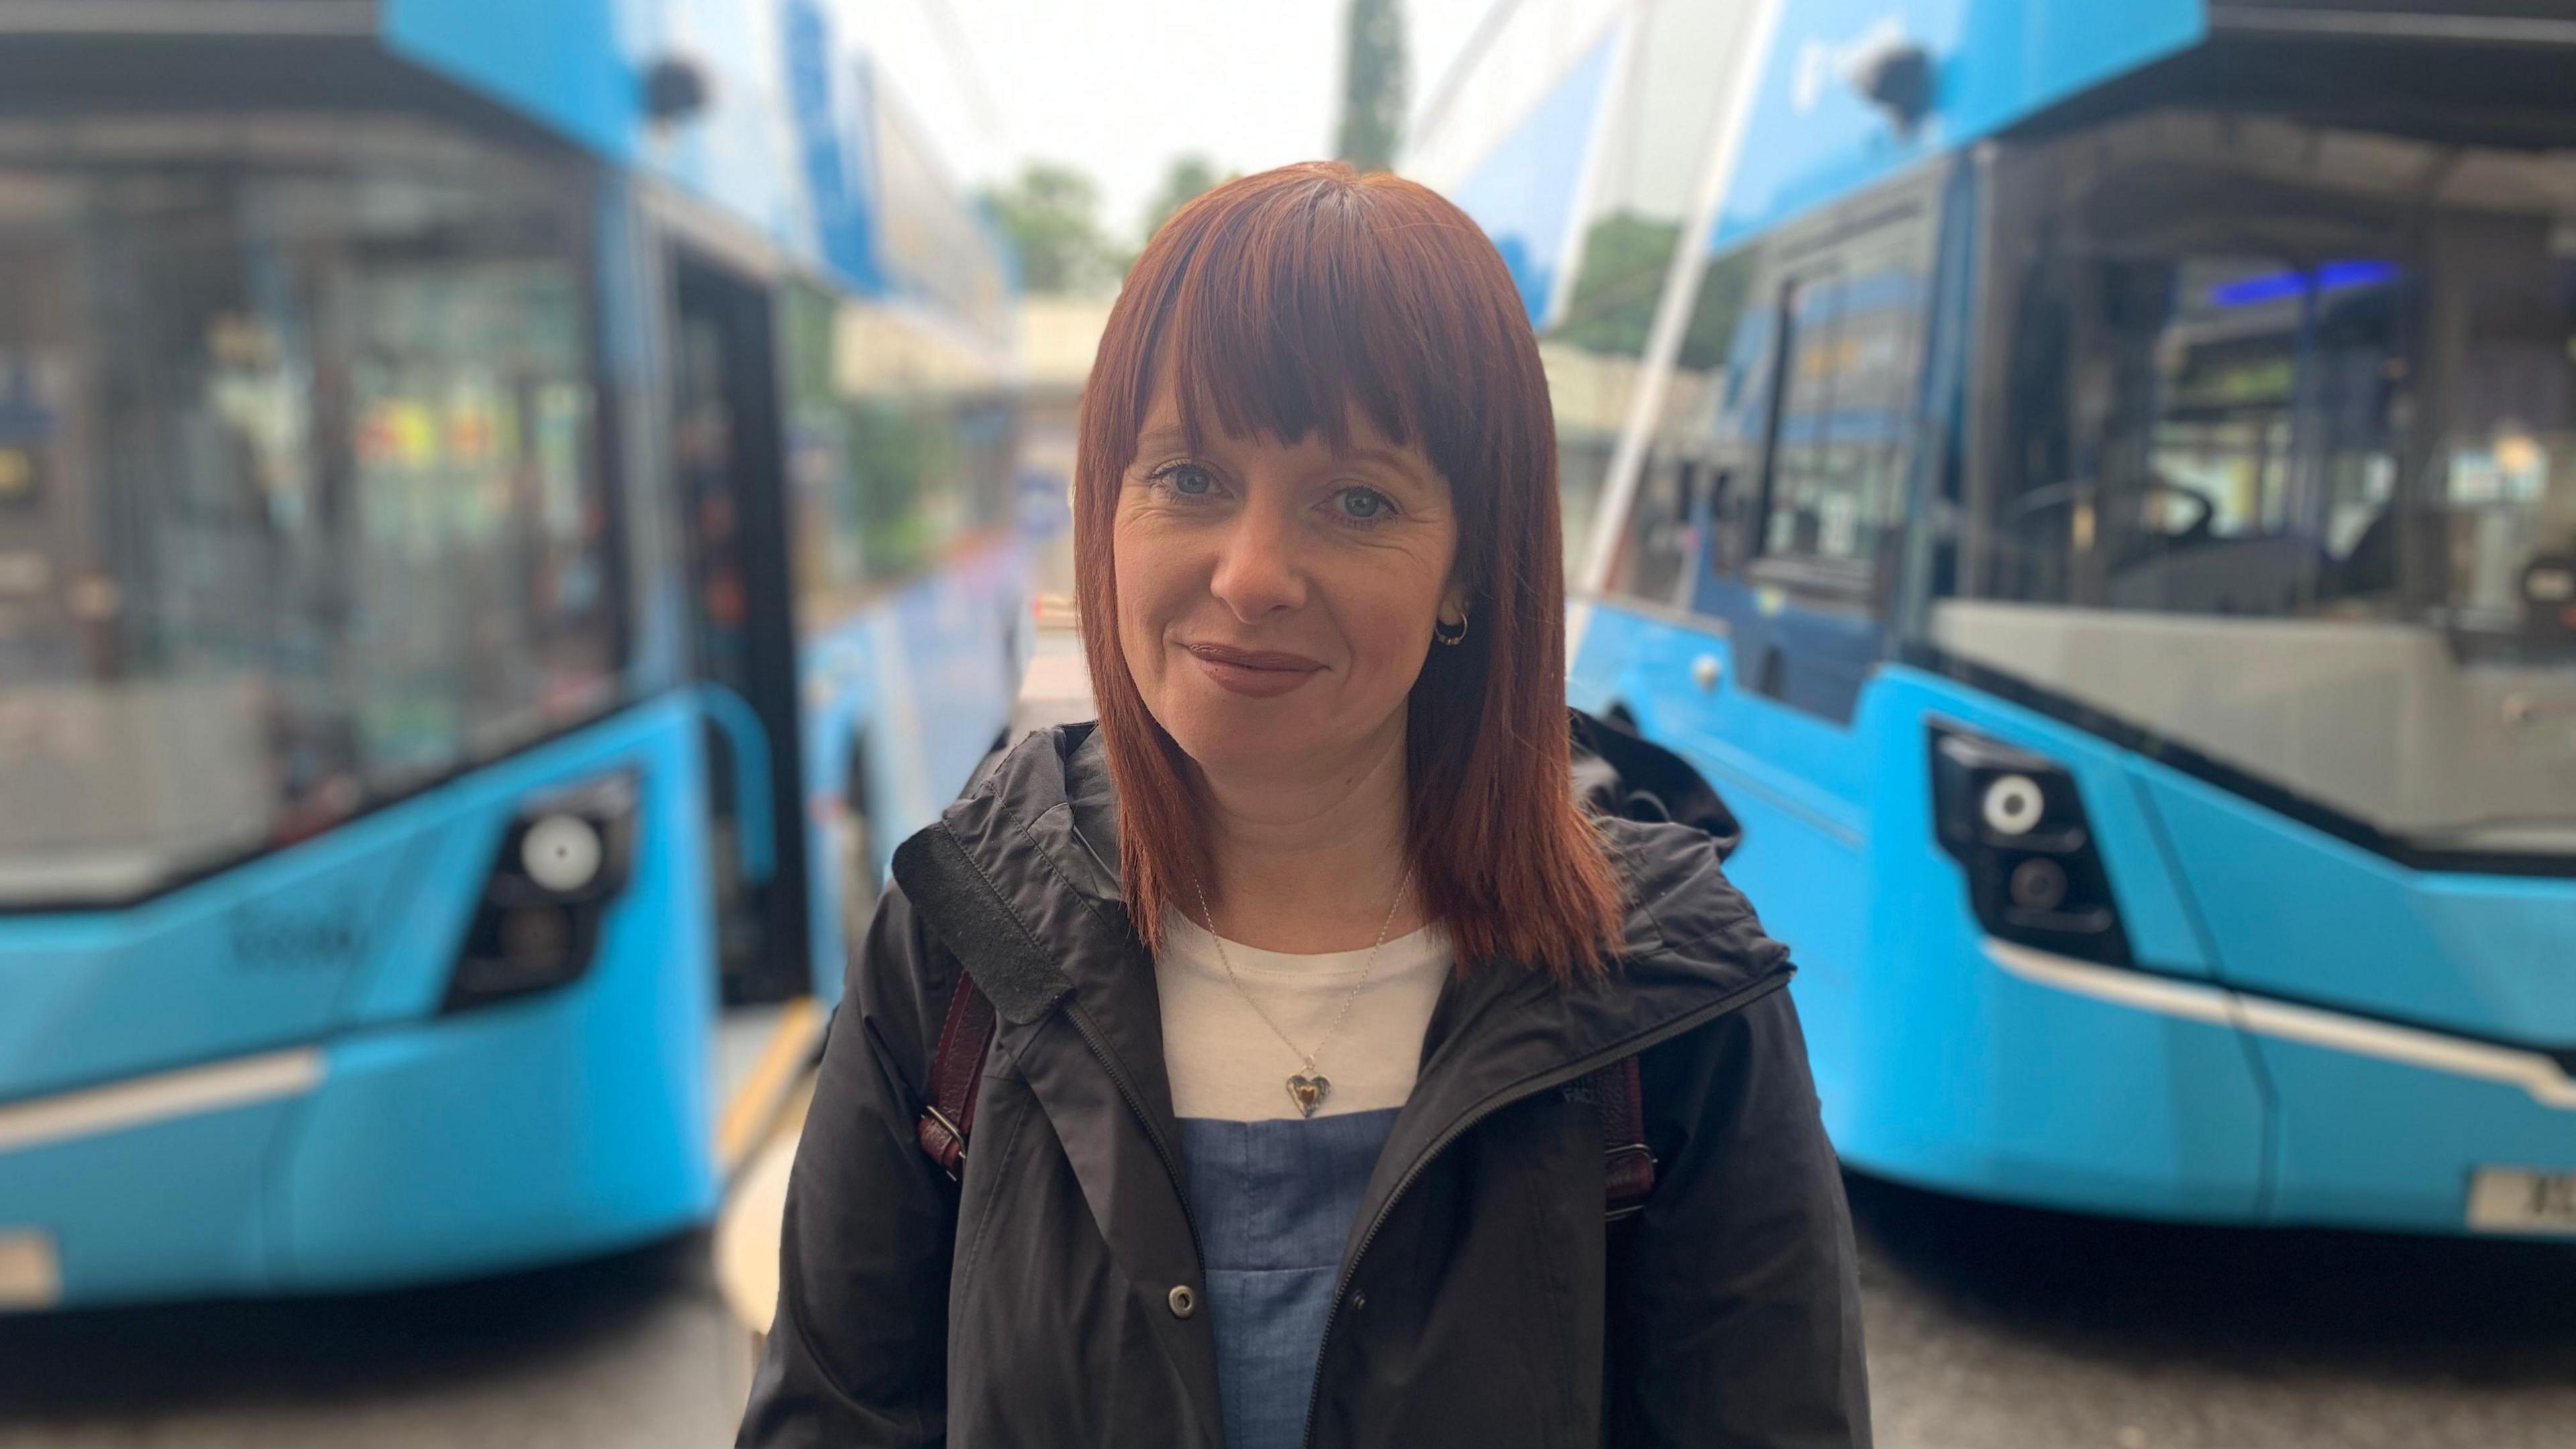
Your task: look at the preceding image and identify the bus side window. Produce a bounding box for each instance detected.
[1669,460,1702,596]
[1762,274,1844,560]
[1701,467,1736,582]
[1740,204,1939,611]
[1611,456,1701,607]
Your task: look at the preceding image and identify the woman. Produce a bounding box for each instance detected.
[739,162,1870,1449]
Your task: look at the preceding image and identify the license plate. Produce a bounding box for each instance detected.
[2467,1168,2576,1236]
[0,1231,58,1310]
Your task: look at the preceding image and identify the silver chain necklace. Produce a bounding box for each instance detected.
[1190,863,1417,1119]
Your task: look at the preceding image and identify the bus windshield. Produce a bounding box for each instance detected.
[1942,110,2576,859]
[0,121,623,908]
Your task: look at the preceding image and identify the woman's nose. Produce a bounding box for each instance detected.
[1205,499,1305,621]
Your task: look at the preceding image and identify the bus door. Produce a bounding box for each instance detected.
[670,256,811,1004]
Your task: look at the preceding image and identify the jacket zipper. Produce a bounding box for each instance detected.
[1063,999,1209,1269]
[1295,972,1791,1449]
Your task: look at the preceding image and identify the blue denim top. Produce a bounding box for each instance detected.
[1175,1108,1401,1449]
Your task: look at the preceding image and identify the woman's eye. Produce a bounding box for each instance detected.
[1334,487,1396,523]
[1155,463,1216,496]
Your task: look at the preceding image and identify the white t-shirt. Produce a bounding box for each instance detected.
[1155,911,1451,1121]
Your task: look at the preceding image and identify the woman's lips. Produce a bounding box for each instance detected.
[1181,642,1325,698]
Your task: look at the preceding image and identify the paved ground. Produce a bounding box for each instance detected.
[1848,1176,2576,1449]
[5,1180,2571,1449]
[7,625,2572,1447]
[0,1236,749,1449]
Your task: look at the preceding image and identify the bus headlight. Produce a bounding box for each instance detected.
[442,772,639,1014]
[520,814,606,893]
[1930,726,2131,966]
[1980,773,2047,837]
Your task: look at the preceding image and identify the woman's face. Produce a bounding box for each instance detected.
[1112,383,1463,783]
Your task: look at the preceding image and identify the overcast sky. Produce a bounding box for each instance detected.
[870,0,1501,245]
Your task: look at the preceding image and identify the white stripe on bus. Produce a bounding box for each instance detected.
[1984,938,2576,1112]
[0,1049,326,1155]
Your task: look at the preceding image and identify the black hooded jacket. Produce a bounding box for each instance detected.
[739,719,1870,1448]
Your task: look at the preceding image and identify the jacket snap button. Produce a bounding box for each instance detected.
[1167,1284,1197,1318]
[1348,1289,1367,1311]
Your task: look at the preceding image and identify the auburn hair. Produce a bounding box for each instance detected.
[1074,161,1625,977]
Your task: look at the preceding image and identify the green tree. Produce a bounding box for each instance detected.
[1548,212,1748,369]
[1689,248,1753,371]
[1335,0,1406,173]
[1141,154,1225,246]
[977,161,1120,295]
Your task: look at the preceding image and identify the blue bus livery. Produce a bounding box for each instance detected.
[0,1,1030,1308]
[1434,0,2576,1236]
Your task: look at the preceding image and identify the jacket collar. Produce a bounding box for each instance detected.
[890,722,1791,1131]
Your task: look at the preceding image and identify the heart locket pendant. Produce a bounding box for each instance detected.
[1285,1072,1330,1118]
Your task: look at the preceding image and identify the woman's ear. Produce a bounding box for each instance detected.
[1437,584,1470,629]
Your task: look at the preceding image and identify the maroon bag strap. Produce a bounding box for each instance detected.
[918,973,1656,1216]
[1593,1055,1657,1220]
[916,973,996,1181]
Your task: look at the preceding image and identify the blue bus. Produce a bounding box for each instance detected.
[1429,0,2576,1236]
[0,1,1030,1309]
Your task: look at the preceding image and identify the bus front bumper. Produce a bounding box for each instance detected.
[0,986,714,1312]
[1977,939,2576,1236]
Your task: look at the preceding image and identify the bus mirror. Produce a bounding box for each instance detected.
[1854,43,1933,136]
[645,56,712,125]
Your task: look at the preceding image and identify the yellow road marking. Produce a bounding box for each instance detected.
[716,996,826,1175]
